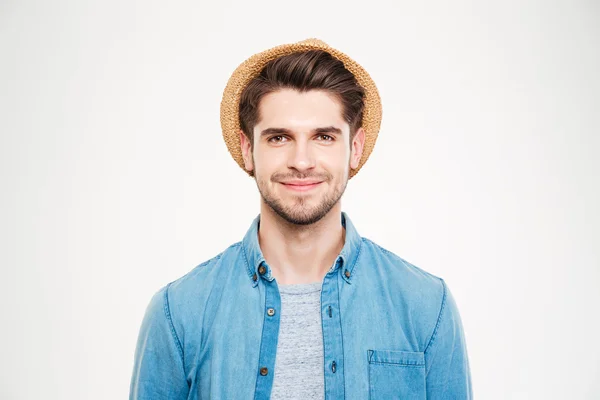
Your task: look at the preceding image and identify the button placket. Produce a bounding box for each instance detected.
[321,270,346,398]
[253,274,281,400]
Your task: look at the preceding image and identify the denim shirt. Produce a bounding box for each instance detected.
[130,212,472,399]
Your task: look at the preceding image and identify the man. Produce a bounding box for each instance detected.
[130,38,472,399]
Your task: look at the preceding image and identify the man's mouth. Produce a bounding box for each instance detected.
[280,181,323,192]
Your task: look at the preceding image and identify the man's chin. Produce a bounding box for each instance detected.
[279,213,325,226]
[265,204,326,226]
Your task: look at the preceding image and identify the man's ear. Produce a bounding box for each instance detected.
[349,127,366,170]
[239,130,254,172]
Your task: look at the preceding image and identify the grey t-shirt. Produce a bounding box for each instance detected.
[270,281,325,399]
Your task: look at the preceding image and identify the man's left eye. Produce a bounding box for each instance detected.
[318,135,334,141]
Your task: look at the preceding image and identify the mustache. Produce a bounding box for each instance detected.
[271,172,332,182]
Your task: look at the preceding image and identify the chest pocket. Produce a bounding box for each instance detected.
[368,349,426,400]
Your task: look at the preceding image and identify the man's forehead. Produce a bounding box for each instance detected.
[255,89,348,133]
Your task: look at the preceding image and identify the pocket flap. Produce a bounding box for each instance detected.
[368,349,425,366]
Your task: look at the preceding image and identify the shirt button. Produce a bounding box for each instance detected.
[260,367,269,376]
[252,273,258,282]
[331,361,337,373]
[344,270,351,278]
[267,308,276,316]
[258,265,267,275]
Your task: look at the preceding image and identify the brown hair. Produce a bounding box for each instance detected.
[238,50,365,147]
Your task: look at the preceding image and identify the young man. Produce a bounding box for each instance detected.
[130,39,472,399]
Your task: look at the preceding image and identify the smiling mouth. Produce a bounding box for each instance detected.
[280,182,323,192]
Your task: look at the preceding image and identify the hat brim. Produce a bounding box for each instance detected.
[220,38,382,179]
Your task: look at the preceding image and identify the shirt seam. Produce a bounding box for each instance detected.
[337,274,346,398]
[350,237,364,269]
[424,278,448,354]
[164,282,185,366]
[240,240,254,279]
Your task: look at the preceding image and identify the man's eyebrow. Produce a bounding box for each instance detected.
[259,126,342,136]
[260,127,292,136]
[314,126,342,135]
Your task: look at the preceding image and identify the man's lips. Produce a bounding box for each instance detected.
[280,181,323,192]
[281,180,323,185]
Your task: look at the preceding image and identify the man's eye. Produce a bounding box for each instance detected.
[268,135,286,143]
[318,135,334,141]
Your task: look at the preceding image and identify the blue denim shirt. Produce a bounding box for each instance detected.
[130,212,472,399]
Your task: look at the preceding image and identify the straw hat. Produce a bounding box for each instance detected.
[220,38,382,179]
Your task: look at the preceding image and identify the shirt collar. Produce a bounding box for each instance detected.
[241,211,363,287]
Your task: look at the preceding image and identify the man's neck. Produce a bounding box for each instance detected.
[257,205,345,285]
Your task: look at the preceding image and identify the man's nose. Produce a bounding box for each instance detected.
[287,141,316,173]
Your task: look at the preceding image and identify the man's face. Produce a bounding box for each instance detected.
[240,88,365,226]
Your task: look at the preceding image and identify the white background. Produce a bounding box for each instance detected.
[1,0,599,398]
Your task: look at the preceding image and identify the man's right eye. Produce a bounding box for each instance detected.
[268,136,287,143]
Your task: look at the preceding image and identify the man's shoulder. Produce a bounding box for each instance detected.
[158,241,245,301]
[360,237,446,298]
[360,237,451,346]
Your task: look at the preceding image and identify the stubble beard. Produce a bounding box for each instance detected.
[255,171,348,226]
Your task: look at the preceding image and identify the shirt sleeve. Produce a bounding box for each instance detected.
[129,284,189,400]
[424,279,473,398]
